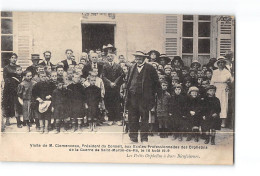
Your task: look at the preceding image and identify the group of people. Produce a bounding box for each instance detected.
[2,44,234,145]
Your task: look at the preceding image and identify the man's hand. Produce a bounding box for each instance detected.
[85,103,88,109]
[51,107,54,112]
[203,116,206,120]
[110,82,116,88]
[190,111,195,116]
[46,95,51,100]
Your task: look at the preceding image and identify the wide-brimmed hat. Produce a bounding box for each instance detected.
[190,60,201,68]
[38,101,51,113]
[171,56,184,67]
[188,86,199,94]
[205,85,217,91]
[31,54,42,60]
[132,51,148,57]
[159,54,171,64]
[147,50,160,57]
[214,56,230,68]
[105,44,116,51]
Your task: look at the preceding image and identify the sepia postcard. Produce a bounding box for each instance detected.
[0,11,235,164]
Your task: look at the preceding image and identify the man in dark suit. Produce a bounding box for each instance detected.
[61,49,77,71]
[82,52,103,78]
[26,54,42,77]
[125,51,160,143]
[38,51,55,70]
[102,53,124,125]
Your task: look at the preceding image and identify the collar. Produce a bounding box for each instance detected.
[137,62,145,68]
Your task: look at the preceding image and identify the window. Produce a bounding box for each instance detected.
[182,15,211,66]
[1,12,13,68]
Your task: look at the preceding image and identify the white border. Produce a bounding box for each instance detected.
[1,0,260,175]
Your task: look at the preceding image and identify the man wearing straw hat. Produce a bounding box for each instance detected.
[125,51,160,143]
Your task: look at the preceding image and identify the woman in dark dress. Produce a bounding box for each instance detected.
[3,53,18,81]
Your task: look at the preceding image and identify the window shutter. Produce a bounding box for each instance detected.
[17,12,31,69]
[217,17,235,58]
[164,15,181,59]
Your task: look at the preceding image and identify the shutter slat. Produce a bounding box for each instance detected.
[17,13,31,70]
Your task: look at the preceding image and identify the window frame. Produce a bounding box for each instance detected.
[181,15,212,62]
[1,12,14,69]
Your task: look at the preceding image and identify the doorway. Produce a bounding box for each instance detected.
[81,24,115,52]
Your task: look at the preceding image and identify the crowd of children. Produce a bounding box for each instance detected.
[2,47,234,145]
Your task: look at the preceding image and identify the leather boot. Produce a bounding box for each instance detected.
[39,120,44,134]
[16,117,22,128]
[186,133,192,141]
[178,133,183,141]
[211,135,216,145]
[159,128,163,138]
[44,120,49,134]
[148,124,154,136]
[72,123,77,132]
[27,125,30,132]
[165,128,169,138]
[204,135,210,144]
[5,117,11,126]
[55,120,60,134]
[193,129,199,142]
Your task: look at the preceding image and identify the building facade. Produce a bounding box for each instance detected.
[1,12,235,69]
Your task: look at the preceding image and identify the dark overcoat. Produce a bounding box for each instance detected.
[126,63,160,111]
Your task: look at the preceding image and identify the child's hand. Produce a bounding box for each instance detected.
[51,107,54,112]
[203,116,206,120]
[37,98,43,103]
[110,82,116,88]
[46,95,51,100]
[169,113,172,116]
[212,113,217,118]
[85,103,88,109]
[190,111,195,116]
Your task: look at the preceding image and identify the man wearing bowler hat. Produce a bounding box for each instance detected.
[26,54,42,77]
[125,51,160,143]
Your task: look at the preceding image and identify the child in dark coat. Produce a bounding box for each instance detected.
[170,84,187,141]
[32,72,54,133]
[185,86,202,142]
[67,73,86,132]
[3,66,23,127]
[201,85,221,145]
[85,75,102,132]
[156,81,171,138]
[17,70,36,132]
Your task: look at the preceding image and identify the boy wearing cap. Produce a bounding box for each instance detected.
[185,86,202,142]
[201,85,221,145]
[170,84,187,141]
